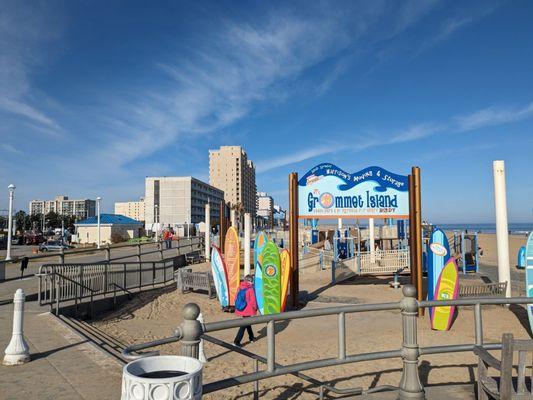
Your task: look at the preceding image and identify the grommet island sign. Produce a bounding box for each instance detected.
[298,163,409,218]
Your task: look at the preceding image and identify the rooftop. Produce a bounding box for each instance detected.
[76,214,142,225]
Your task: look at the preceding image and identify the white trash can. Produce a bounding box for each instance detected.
[122,355,203,400]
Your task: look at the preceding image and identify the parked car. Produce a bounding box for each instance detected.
[39,240,71,252]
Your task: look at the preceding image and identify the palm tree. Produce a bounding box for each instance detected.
[230,202,244,231]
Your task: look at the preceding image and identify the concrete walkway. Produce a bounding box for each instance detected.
[0,302,122,399]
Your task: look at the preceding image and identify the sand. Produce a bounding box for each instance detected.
[92,240,531,399]
[476,233,527,267]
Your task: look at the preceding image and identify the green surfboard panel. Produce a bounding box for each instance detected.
[261,241,281,315]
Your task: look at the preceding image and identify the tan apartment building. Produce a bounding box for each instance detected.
[114,198,145,222]
[29,195,96,219]
[209,146,257,217]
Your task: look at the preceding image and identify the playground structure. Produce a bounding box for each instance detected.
[451,231,479,274]
[421,226,479,275]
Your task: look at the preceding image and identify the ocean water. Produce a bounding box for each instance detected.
[436,223,533,235]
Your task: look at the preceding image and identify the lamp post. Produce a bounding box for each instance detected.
[186,208,190,238]
[154,204,159,241]
[96,197,101,249]
[5,184,15,261]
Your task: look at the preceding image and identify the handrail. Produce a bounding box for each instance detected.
[3,236,203,264]
[119,285,533,398]
[204,302,400,332]
[54,272,96,293]
[53,271,96,317]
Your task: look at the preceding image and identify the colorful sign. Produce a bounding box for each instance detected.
[224,226,240,306]
[298,163,409,218]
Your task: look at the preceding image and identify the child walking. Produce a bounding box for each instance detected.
[233,275,257,347]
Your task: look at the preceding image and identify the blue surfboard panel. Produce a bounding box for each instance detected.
[525,233,533,333]
[427,228,451,303]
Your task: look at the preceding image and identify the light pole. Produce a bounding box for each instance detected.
[96,197,101,249]
[154,204,159,241]
[186,208,190,238]
[5,184,15,261]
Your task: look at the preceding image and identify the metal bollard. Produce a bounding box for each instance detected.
[178,303,202,359]
[197,312,207,363]
[398,284,425,399]
[3,289,30,365]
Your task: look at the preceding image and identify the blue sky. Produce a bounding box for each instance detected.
[1,0,532,223]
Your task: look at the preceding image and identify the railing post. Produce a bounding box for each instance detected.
[267,320,275,372]
[338,312,346,360]
[474,303,483,346]
[179,303,202,359]
[399,284,425,399]
[106,244,111,263]
[60,246,65,265]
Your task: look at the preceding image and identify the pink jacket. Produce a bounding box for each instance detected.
[235,281,257,317]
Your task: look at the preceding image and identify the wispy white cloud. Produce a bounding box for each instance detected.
[454,102,533,131]
[0,1,63,135]
[0,143,22,155]
[256,144,343,173]
[256,101,533,173]
[88,1,446,171]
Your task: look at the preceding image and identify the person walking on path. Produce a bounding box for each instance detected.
[163,228,171,249]
[233,275,257,347]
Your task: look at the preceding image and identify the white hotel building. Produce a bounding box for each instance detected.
[144,177,224,232]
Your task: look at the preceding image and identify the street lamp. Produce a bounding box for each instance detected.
[154,204,159,242]
[96,197,101,249]
[186,208,190,238]
[5,184,15,261]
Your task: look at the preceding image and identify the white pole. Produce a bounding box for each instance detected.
[186,208,189,238]
[3,288,30,365]
[230,209,236,227]
[96,197,101,249]
[493,160,511,297]
[369,218,375,263]
[244,213,251,276]
[205,203,210,261]
[5,184,15,261]
[338,218,343,231]
[154,204,159,241]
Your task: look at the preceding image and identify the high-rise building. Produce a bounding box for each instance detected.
[209,146,256,216]
[144,177,224,230]
[257,191,274,220]
[29,195,96,220]
[114,198,145,222]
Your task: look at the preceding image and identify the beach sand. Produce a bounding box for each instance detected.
[476,233,527,267]
[92,234,530,399]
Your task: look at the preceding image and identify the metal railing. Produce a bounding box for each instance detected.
[38,259,178,312]
[121,284,530,399]
[1,236,203,280]
[53,272,96,317]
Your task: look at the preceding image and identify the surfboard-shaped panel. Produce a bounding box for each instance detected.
[427,228,451,303]
[254,231,268,268]
[431,257,459,331]
[254,261,264,315]
[261,241,281,315]
[210,246,229,307]
[224,226,240,306]
[525,233,533,334]
[280,249,291,312]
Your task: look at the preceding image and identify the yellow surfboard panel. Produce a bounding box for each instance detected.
[280,249,291,311]
[431,257,459,331]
